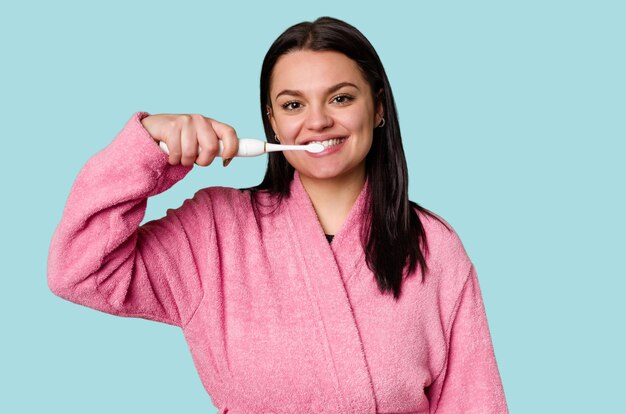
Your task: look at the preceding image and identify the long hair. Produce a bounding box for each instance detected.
[251,16,446,299]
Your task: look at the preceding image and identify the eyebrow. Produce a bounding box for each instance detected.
[274,82,360,100]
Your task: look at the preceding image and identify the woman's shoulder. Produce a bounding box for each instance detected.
[414,205,473,275]
[190,186,255,212]
[183,186,288,226]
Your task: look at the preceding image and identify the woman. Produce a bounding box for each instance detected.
[48,17,507,413]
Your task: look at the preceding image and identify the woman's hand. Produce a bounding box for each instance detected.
[141,114,239,167]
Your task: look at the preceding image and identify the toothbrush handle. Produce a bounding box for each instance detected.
[158,138,266,158]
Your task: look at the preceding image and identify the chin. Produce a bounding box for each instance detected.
[301,165,362,182]
[300,170,341,180]
[293,160,365,183]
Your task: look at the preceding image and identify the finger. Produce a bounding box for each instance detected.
[180,118,199,167]
[166,120,183,166]
[210,119,239,160]
[194,116,219,167]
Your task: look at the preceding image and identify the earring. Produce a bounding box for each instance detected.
[274,134,280,143]
[377,117,386,128]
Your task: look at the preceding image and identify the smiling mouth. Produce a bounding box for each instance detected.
[309,137,348,149]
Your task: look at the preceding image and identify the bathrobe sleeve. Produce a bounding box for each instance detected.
[428,265,508,413]
[48,111,208,327]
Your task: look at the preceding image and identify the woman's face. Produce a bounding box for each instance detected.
[268,50,383,183]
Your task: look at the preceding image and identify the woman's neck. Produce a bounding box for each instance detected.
[299,168,366,235]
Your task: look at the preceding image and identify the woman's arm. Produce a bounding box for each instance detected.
[47,112,216,326]
[427,265,508,413]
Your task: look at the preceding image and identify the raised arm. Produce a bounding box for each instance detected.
[47,111,237,326]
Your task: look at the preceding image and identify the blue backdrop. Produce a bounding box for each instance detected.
[1,1,624,412]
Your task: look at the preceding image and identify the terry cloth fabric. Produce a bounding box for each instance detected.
[48,112,508,413]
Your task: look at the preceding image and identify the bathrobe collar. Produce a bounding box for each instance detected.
[284,172,377,414]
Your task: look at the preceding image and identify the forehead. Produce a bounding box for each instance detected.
[270,50,370,94]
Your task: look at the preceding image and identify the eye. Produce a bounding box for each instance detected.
[281,101,302,111]
[332,94,355,105]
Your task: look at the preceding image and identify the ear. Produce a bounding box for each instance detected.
[266,105,279,137]
[375,89,385,126]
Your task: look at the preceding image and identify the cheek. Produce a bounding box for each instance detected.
[343,106,376,132]
[274,117,302,143]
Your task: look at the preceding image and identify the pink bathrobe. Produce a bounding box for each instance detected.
[48,112,507,413]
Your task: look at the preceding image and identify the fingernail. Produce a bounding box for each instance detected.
[222,157,233,167]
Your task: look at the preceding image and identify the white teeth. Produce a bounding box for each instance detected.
[311,138,346,148]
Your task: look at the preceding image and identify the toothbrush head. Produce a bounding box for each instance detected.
[306,143,325,153]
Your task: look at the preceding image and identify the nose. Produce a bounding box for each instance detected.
[304,104,333,131]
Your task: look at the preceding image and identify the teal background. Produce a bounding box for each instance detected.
[1,0,624,412]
